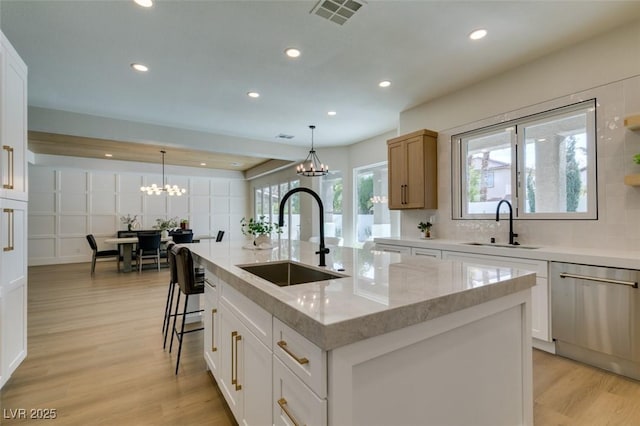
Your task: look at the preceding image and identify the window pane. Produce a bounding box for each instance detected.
[321,171,343,239]
[355,163,390,243]
[254,188,263,218]
[522,111,589,214]
[462,128,514,215]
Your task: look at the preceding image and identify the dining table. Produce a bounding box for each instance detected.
[104,236,173,272]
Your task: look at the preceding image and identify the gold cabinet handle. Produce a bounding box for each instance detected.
[3,208,14,252]
[277,340,309,365]
[231,331,237,385]
[3,145,14,189]
[234,332,242,391]
[278,398,305,426]
[211,309,217,352]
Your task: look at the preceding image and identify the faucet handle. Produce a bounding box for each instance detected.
[316,247,330,255]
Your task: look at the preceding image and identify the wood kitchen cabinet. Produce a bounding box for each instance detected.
[387,129,438,209]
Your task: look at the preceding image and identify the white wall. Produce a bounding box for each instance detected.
[398,19,640,250]
[28,154,248,265]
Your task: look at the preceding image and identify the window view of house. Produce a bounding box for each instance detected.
[320,171,343,239]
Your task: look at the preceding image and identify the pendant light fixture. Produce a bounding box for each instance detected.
[296,125,328,177]
[140,150,187,196]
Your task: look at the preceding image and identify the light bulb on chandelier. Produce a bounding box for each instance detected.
[296,125,328,177]
[140,150,187,196]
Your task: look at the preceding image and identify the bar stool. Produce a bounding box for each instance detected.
[169,245,205,374]
[162,241,177,348]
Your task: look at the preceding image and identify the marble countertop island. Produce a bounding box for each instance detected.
[189,239,535,350]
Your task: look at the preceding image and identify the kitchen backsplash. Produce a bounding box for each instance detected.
[402,75,640,251]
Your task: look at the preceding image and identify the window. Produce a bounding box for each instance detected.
[254,179,299,240]
[320,171,343,238]
[354,162,393,244]
[453,99,597,220]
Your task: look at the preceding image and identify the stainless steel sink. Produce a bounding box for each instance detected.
[463,242,540,250]
[237,261,348,287]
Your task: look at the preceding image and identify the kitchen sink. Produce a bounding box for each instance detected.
[237,261,348,287]
[463,242,540,250]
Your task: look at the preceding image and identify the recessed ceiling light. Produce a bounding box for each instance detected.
[469,29,487,40]
[327,111,337,116]
[247,91,260,98]
[105,153,113,157]
[200,162,206,166]
[131,63,148,72]
[134,0,153,7]
[285,48,301,58]
[231,162,243,167]
[379,80,391,88]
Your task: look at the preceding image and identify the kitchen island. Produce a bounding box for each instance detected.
[190,239,536,426]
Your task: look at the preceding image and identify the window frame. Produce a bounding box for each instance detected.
[452,99,597,220]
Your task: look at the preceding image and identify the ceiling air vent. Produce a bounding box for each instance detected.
[276,133,295,140]
[310,0,365,26]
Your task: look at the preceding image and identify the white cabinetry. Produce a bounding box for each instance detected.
[211,279,272,426]
[0,30,27,390]
[411,247,441,259]
[442,251,550,343]
[374,243,411,255]
[0,32,28,201]
[203,273,220,378]
[273,318,327,426]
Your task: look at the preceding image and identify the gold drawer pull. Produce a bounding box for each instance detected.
[277,340,309,365]
[277,398,305,426]
[3,145,14,189]
[3,208,14,252]
[234,332,242,391]
[211,309,217,352]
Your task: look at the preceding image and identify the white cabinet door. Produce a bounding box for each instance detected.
[218,302,243,421]
[218,296,272,426]
[0,32,28,201]
[204,276,220,379]
[442,250,550,342]
[0,199,27,388]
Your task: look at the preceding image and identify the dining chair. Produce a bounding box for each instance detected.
[169,245,205,374]
[86,234,120,275]
[137,232,162,272]
[171,232,193,244]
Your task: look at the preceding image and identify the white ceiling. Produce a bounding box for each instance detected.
[2,0,640,156]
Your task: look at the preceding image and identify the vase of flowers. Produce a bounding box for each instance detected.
[120,214,139,231]
[241,216,281,246]
[417,221,432,239]
[154,217,178,238]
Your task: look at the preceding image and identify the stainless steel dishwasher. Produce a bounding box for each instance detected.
[551,262,640,379]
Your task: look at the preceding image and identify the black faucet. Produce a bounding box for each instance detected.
[495,199,519,245]
[278,187,330,267]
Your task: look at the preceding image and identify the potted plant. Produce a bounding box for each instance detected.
[417,221,432,239]
[120,214,139,231]
[241,215,281,246]
[154,217,179,238]
[180,219,189,230]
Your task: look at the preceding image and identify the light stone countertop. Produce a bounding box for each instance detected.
[375,237,640,270]
[189,239,535,350]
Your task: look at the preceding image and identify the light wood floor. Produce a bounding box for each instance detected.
[2,262,640,425]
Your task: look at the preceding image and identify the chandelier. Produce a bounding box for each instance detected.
[140,150,187,196]
[296,125,328,177]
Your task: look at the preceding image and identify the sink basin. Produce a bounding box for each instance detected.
[237,261,348,287]
[463,242,540,250]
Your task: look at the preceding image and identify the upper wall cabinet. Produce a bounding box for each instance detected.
[387,129,438,210]
[0,32,28,202]
[624,115,640,131]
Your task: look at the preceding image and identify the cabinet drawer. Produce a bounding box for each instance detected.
[442,251,547,278]
[274,317,327,398]
[274,356,327,426]
[375,243,411,255]
[220,280,272,349]
[411,247,441,259]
